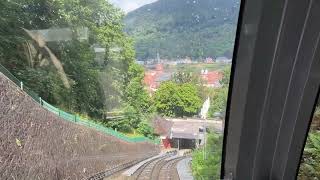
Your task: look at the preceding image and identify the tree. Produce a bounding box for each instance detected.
[192,133,223,179]
[207,87,228,118]
[0,0,138,120]
[172,71,202,85]
[137,121,155,139]
[176,83,203,117]
[124,63,154,114]
[124,0,239,60]
[154,81,202,117]
[120,62,155,132]
[220,66,231,87]
[154,81,179,117]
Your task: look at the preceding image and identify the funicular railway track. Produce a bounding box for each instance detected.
[86,157,150,180]
[134,152,187,180]
[86,151,188,180]
[134,155,168,180]
[157,157,185,180]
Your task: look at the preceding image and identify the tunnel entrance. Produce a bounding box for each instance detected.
[171,138,197,149]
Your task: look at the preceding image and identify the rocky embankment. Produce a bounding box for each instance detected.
[0,73,159,179]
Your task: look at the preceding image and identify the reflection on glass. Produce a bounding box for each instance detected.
[0,0,239,179]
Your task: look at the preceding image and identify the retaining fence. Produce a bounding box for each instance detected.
[0,63,159,144]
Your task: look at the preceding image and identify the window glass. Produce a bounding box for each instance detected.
[0,0,239,179]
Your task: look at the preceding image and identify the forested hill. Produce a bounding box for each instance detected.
[124,0,240,61]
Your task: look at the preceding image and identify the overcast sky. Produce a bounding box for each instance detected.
[109,0,158,13]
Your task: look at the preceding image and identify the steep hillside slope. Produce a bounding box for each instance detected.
[125,0,240,60]
[0,72,159,179]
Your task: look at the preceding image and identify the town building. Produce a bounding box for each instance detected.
[215,56,232,63]
[153,118,223,150]
[200,69,223,88]
[204,57,214,63]
[143,63,165,92]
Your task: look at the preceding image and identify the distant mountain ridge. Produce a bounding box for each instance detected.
[124,0,240,60]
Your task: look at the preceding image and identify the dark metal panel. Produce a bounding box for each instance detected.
[252,0,313,178]
[271,1,320,178]
[221,0,320,179]
[221,0,264,177]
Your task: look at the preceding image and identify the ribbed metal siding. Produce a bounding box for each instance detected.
[222,0,320,179]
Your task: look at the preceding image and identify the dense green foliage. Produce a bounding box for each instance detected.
[208,66,230,118]
[299,131,320,179]
[105,62,155,136]
[172,71,203,85]
[124,63,155,114]
[220,66,231,86]
[169,65,231,118]
[137,121,155,139]
[192,132,223,179]
[154,81,202,117]
[0,0,154,136]
[195,66,230,118]
[124,0,239,60]
[0,0,125,117]
[207,87,228,118]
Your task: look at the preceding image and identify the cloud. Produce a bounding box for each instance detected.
[109,0,157,13]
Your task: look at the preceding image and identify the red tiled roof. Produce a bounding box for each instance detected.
[144,72,156,86]
[201,71,223,85]
[144,64,164,91]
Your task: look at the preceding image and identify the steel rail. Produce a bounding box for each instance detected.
[85,157,149,180]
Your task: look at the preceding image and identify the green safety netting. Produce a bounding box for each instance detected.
[0,63,159,144]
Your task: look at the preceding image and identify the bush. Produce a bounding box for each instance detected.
[105,119,133,133]
[191,133,222,180]
[137,121,155,139]
[154,81,202,117]
[299,131,320,179]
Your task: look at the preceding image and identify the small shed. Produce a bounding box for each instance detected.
[169,121,205,149]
